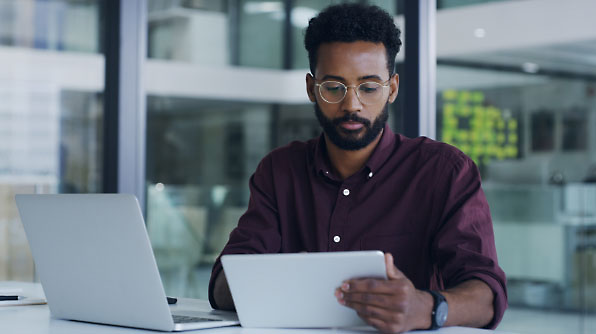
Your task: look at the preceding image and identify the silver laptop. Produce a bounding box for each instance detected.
[222,251,387,328]
[15,194,239,332]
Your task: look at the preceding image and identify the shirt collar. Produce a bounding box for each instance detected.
[313,123,397,178]
[365,123,397,174]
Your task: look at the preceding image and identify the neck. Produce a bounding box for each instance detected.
[325,129,383,180]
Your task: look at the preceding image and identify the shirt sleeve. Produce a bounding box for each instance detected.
[208,154,282,309]
[432,152,508,329]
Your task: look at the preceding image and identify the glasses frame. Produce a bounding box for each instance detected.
[314,78,391,105]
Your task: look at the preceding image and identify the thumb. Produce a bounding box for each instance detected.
[385,253,405,280]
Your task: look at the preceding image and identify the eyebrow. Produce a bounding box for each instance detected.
[320,74,385,81]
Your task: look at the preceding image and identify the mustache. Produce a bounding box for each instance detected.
[331,113,371,127]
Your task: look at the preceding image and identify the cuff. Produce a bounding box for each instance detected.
[453,272,508,329]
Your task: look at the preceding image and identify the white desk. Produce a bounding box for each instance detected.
[0,282,516,334]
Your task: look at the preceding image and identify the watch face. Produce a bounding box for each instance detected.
[435,301,449,327]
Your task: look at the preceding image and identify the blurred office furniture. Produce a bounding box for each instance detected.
[0,183,55,282]
[147,185,207,297]
[204,206,245,264]
[146,183,246,298]
[488,183,596,310]
[148,7,228,66]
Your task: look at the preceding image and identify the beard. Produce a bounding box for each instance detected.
[314,102,389,151]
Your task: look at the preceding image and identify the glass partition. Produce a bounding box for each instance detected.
[436,1,596,333]
[0,0,103,282]
[147,0,230,66]
[147,0,285,68]
[145,97,273,297]
[238,0,284,68]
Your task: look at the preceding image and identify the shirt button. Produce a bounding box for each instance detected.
[343,189,350,196]
[368,172,374,178]
[333,235,341,243]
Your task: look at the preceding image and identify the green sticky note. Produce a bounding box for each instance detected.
[443,90,457,100]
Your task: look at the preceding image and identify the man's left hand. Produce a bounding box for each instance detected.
[335,253,433,334]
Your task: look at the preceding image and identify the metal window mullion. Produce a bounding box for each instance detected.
[118,0,147,211]
[418,0,436,139]
[103,0,147,212]
[229,0,240,66]
[102,0,119,195]
[404,0,436,139]
[283,0,294,69]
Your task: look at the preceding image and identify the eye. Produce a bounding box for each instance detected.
[359,83,380,94]
[322,83,344,94]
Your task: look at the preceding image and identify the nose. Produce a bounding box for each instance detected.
[341,86,363,113]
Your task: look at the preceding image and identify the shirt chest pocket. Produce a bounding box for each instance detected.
[360,234,421,277]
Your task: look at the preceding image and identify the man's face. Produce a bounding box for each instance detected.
[306,41,399,151]
[313,101,389,151]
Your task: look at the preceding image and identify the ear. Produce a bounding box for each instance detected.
[306,73,317,103]
[387,73,399,103]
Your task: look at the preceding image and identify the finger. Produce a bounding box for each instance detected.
[334,287,343,300]
[341,292,407,311]
[385,253,406,280]
[342,278,404,294]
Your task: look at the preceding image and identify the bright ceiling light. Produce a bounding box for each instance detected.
[244,1,283,14]
[269,6,318,28]
[290,7,318,28]
[522,62,540,73]
[474,28,486,38]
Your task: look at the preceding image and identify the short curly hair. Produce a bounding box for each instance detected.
[304,3,402,76]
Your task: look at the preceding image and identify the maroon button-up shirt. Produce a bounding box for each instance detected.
[209,124,507,328]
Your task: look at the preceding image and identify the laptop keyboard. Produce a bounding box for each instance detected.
[172,315,223,323]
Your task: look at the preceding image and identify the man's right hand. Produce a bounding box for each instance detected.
[213,270,236,310]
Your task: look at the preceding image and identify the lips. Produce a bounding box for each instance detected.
[340,121,364,130]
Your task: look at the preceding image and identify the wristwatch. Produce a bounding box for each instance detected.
[426,290,448,330]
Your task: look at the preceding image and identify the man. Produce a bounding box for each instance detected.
[209,4,507,333]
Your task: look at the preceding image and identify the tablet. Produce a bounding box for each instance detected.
[221,250,387,328]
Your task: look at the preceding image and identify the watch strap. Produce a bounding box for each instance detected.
[425,289,447,330]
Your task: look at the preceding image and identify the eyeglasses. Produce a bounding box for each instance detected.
[314,79,391,105]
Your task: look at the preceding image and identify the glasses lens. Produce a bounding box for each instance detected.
[357,82,384,104]
[320,82,346,103]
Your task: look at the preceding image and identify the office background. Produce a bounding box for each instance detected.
[0,0,594,333]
